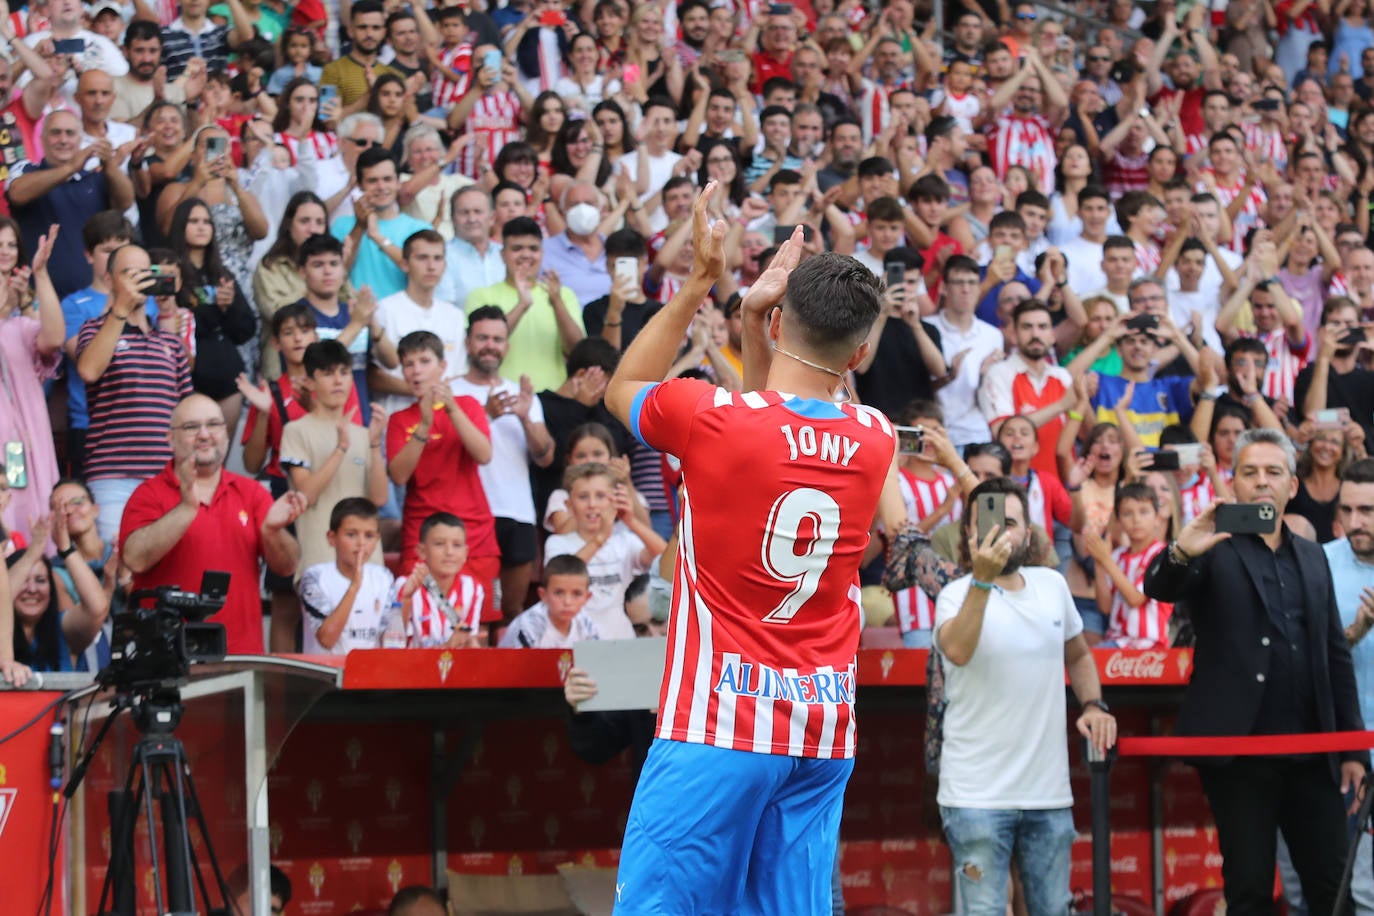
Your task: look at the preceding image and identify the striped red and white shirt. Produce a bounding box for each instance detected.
[988,113,1057,197]
[1254,326,1315,404]
[1199,172,1267,254]
[1134,239,1161,275]
[633,379,896,759]
[1105,148,1150,199]
[1242,123,1289,175]
[455,91,523,179]
[1179,474,1218,525]
[431,42,473,109]
[892,467,958,634]
[1104,541,1172,649]
[1024,469,1071,534]
[408,575,484,647]
[273,130,339,167]
[858,82,891,144]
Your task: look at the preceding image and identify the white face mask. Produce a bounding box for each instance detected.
[565,202,601,236]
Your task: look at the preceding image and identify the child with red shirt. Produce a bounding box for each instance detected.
[1085,481,1173,649]
[385,330,500,620]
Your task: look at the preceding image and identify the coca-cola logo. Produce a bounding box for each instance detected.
[1103,651,1168,679]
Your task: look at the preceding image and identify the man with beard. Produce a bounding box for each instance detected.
[121,393,305,654]
[321,0,403,116]
[985,49,1067,194]
[1296,298,1374,443]
[1324,458,1374,911]
[675,0,710,70]
[1144,429,1367,916]
[110,21,205,125]
[452,305,555,619]
[818,118,862,192]
[979,300,1077,483]
[935,476,1116,916]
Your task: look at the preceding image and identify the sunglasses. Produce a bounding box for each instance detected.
[347,137,377,147]
[1088,55,1111,62]
[1016,11,1036,19]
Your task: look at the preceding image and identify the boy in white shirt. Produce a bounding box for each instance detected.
[498,554,602,648]
[298,499,398,654]
[542,463,667,640]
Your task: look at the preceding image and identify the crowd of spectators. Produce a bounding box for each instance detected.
[1,0,1374,682]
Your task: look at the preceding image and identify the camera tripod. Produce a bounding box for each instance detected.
[67,686,234,916]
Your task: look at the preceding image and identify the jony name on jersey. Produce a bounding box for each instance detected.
[714,659,856,705]
[780,424,862,466]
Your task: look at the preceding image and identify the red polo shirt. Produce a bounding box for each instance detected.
[120,463,275,655]
[751,50,794,94]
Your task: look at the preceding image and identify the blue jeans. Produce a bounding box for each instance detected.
[901,628,934,649]
[87,476,146,544]
[649,508,675,543]
[1074,594,1107,636]
[940,806,1075,916]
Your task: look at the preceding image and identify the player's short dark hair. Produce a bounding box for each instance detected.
[83,210,133,253]
[606,228,646,259]
[467,304,507,328]
[403,228,445,258]
[783,252,883,361]
[298,232,344,267]
[329,497,378,532]
[419,511,466,541]
[1115,481,1159,513]
[565,336,620,376]
[543,553,590,582]
[303,339,351,376]
[398,329,444,361]
[272,300,316,336]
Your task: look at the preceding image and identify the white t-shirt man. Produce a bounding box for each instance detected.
[298,561,398,655]
[374,290,466,416]
[451,376,544,525]
[616,148,682,233]
[934,567,1084,809]
[20,30,128,106]
[929,309,1003,447]
[543,529,649,640]
[1059,236,1108,295]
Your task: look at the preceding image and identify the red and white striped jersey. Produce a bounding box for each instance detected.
[892,467,958,634]
[407,575,484,647]
[455,91,523,179]
[1242,123,1289,174]
[1024,469,1071,534]
[1105,148,1149,199]
[633,379,896,759]
[1330,271,1350,298]
[1134,239,1161,275]
[858,82,890,144]
[273,130,339,167]
[431,42,473,109]
[988,114,1057,197]
[1255,326,1315,404]
[1104,541,1172,649]
[1185,132,1209,158]
[1198,172,1267,254]
[1179,474,1218,525]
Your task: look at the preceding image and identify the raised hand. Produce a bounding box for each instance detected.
[689,180,727,284]
[264,491,308,530]
[31,224,58,274]
[368,405,387,448]
[968,525,1014,582]
[740,223,803,319]
[336,406,357,452]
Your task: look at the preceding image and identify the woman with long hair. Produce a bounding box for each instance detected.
[1291,422,1364,542]
[552,32,623,116]
[550,115,611,201]
[592,99,635,162]
[526,90,568,170]
[6,540,107,673]
[271,76,339,167]
[704,143,747,216]
[366,72,416,162]
[1049,143,1096,244]
[135,101,193,249]
[624,4,684,106]
[170,197,256,435]
[253,192,346,377]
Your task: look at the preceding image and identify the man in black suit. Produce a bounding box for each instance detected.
[1144,427,1369,916]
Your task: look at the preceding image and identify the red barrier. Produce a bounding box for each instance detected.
[1118,731,1374,757]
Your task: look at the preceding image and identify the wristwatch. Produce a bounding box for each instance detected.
[1083,698,1110,713]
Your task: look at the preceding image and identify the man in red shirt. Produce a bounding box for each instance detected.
[386,330,500,618]
[751,10,796,95]
[121,394,306,655]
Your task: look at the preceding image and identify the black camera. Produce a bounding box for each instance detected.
[100,572,230,694]
[147,265,177,297]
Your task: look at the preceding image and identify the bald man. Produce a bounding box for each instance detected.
[7,109,136,297]
[121,393,305,654]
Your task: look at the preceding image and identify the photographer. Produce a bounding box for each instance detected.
[1143,427,1369,916]
[120,392,306,655]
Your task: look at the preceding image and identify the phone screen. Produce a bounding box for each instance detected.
[205,136,228,159]
[885,263,905,290]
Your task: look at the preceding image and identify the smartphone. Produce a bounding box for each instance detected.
[622,63,641,85]
[976,492,1006,545]
[1125,312,1160,333]
[614,256,639,286]
[52,37,85,55]
[885,262,906,290]
[1147,451,1181,471]
[1340,328,1367,348]
[769,2,794,14]
[1314,407,1352,429]
[319,84,339,108]
[719,50,747,64]
[1254,98,1281,112]
[3,441,26,489]
[147,265,177,297]
[483,49,503,75]
[539,8,566,26]
[774,224,814,243]
[1170,443,1203,467]
[1214,502,1278,535]
[895,425,924,456]
[994,244,1013,262]
[205,135,228,159]
[199,570,231,603]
